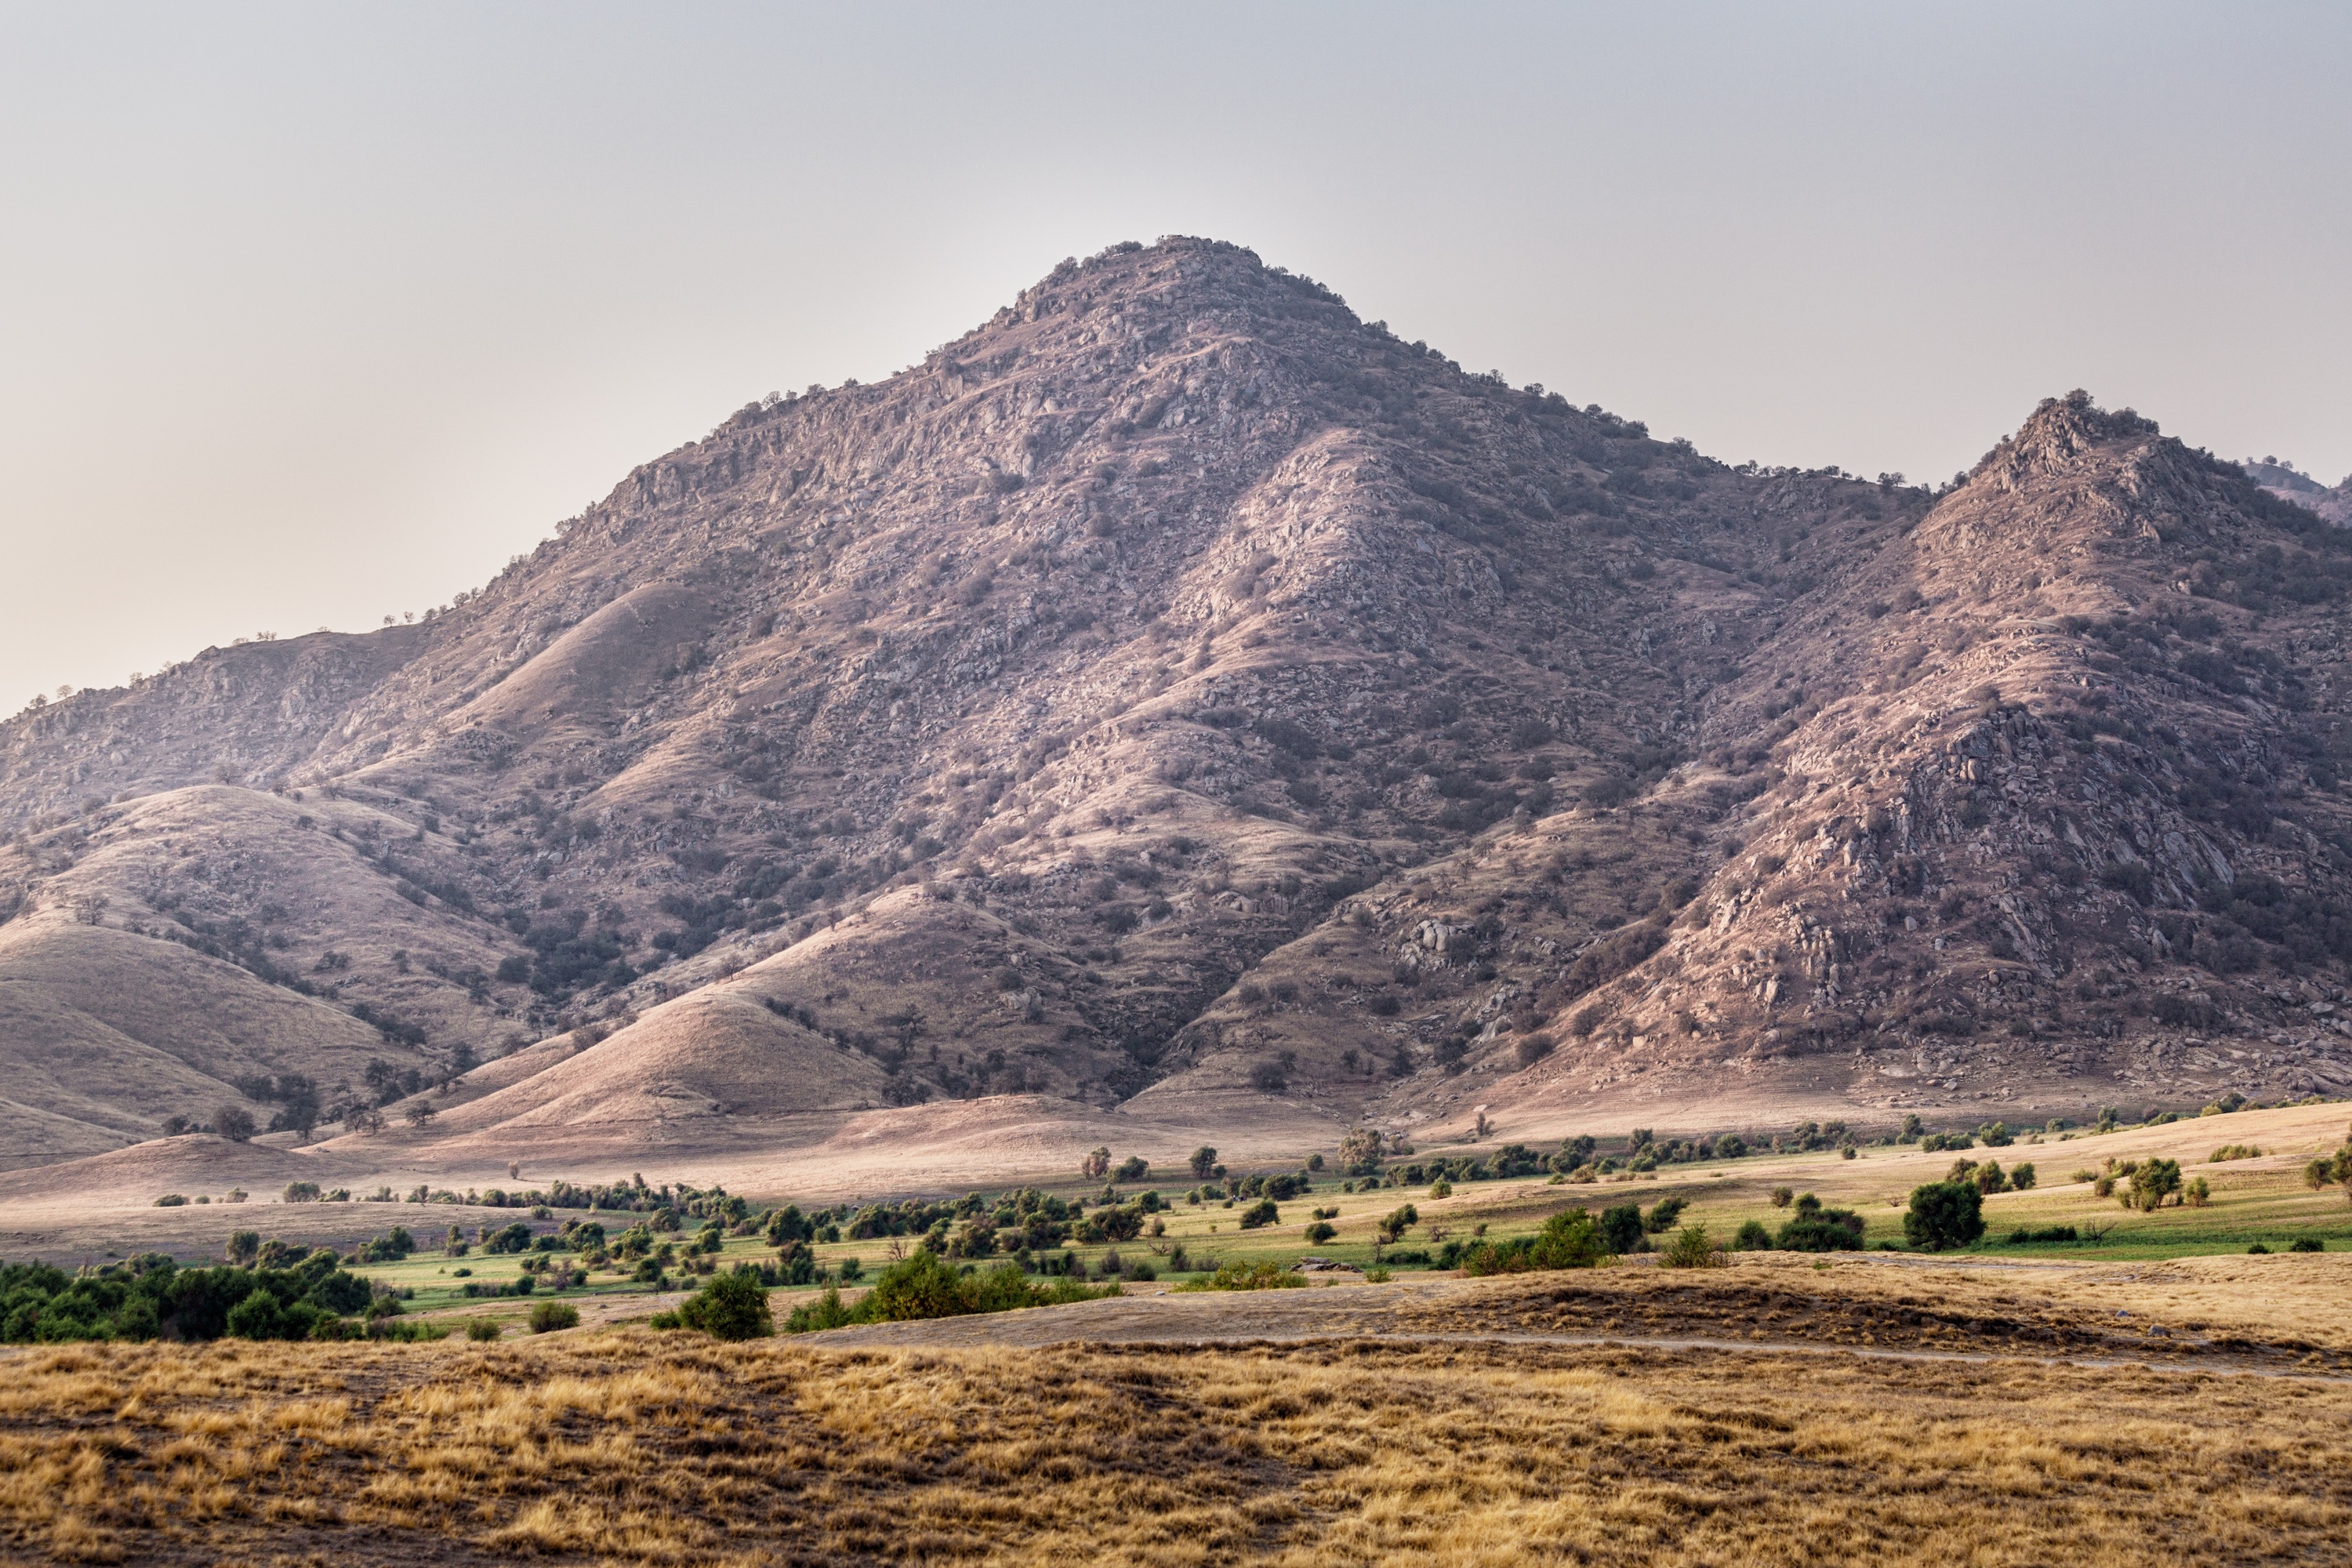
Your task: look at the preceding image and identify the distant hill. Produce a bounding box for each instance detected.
[5,238,2351,1181]
[2245,457,2352,525]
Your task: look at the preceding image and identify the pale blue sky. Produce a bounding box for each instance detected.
[2,2,2347,709]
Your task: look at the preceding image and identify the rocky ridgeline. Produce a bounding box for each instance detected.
[1,247,2348,1165]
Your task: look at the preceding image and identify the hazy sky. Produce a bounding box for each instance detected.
[3,3,2347,710]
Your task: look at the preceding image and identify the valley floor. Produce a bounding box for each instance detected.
[5,1255,2352,1566]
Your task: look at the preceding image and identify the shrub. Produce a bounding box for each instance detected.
[1769,1186,1794,1208]
[2209,1144,2261,1163]
[213,1105,256,1142]
[1378,1203,1420,1243]
[786,1256,1116,1331]
[1733,1219,1774,1250]
[1661,1225,1722,1269]
[2288,1237,2323,1253]
[1460,1208,1609,1275]
[2124,1157,2183,1212]
[1174,1261,1306,1292]
[2248,1243,2271,1254]
[677,1269,773,1340]
[1304,1221,1336,1244]
[1597,1203,1646,1254]
[1642,1196,1688,1234]
[2184,1176,2211,1208]
[2009,1163,2036,1191]
[1904,1182,1986,1251]
[153,1195,187,1207]
[1428,1180,1453,1199]
[528,1301,580,1334]
[1514,1033,1555,1068]
[782,1288,859,1333]
[2004,1225,2078,1245]
[466,1318,501,1342]
[1237,1199,1280,1229]
[1777,1196,1867,1252]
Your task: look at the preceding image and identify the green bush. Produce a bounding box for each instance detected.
[0,1249,373,1345]
[1733,1219,1773,1250]
[2288,1236,2324,1253]
[782,1255,1119,1331]
[2124,1157,2183,1212]
[1304,1221,1337,1244]
[528,1301,581,1334]
[1236,1199,1280,1230]
[1661,1225,1722,1269]
[1173,1261,1306,1292]
[677,1269,773,1340]
[1460,1208,1609,1276]
[465,1318,501,1342]
[1904,1182,1986,1252]
[1597,1203,1646,1254]
[1777,1194,1867,1252]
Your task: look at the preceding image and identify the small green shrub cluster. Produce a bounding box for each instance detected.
[1777,1194,1867,1251]
[528,1300,581,1334]
[1660,1225,1723,1269]
[782,1254,1118,1331]
[1173,1261,1308,1293]
[1459,1208,1609,1275]
[2,1250,374,1342]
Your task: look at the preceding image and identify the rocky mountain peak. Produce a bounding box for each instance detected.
[4,245,2352,1182]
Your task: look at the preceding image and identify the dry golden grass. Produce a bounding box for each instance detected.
[3,1298,2350,1566]
[1398,1250,2352,1365]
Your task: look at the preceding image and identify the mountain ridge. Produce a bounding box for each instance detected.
[4,237,2350,1185]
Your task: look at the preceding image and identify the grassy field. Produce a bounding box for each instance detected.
[5,1103,2350,1561]
[3,1300,2349,1566]
[331,1100,2352,1338]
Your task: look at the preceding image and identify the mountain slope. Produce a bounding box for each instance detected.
[3,243,2349,1177]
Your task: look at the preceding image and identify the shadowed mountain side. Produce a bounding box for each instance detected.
[412,990,889,1138]
[0,920,411,1168]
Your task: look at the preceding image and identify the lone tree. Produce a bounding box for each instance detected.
[212,1105,256,1143]
[2125,1157,2183,1212]
[1904,1181,1986,1251]
[1188,1145,1218,1180]
[404,1100,437,1129]
[678,1269,773,1340]
[1080,1145,1111,1180]
[1337,1126,1385,1177]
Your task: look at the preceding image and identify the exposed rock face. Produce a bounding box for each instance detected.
[3,242,2350,1171]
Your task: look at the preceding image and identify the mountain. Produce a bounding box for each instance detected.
[5,238,2351,1188]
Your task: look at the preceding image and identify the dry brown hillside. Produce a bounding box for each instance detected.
[2,239,2350,1183]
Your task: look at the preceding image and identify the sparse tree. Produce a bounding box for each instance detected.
[212,1105,255,1143]
[403,1100,437,1129]
[1080,1145,1111,1180]
[1904,1181,1985,1252]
